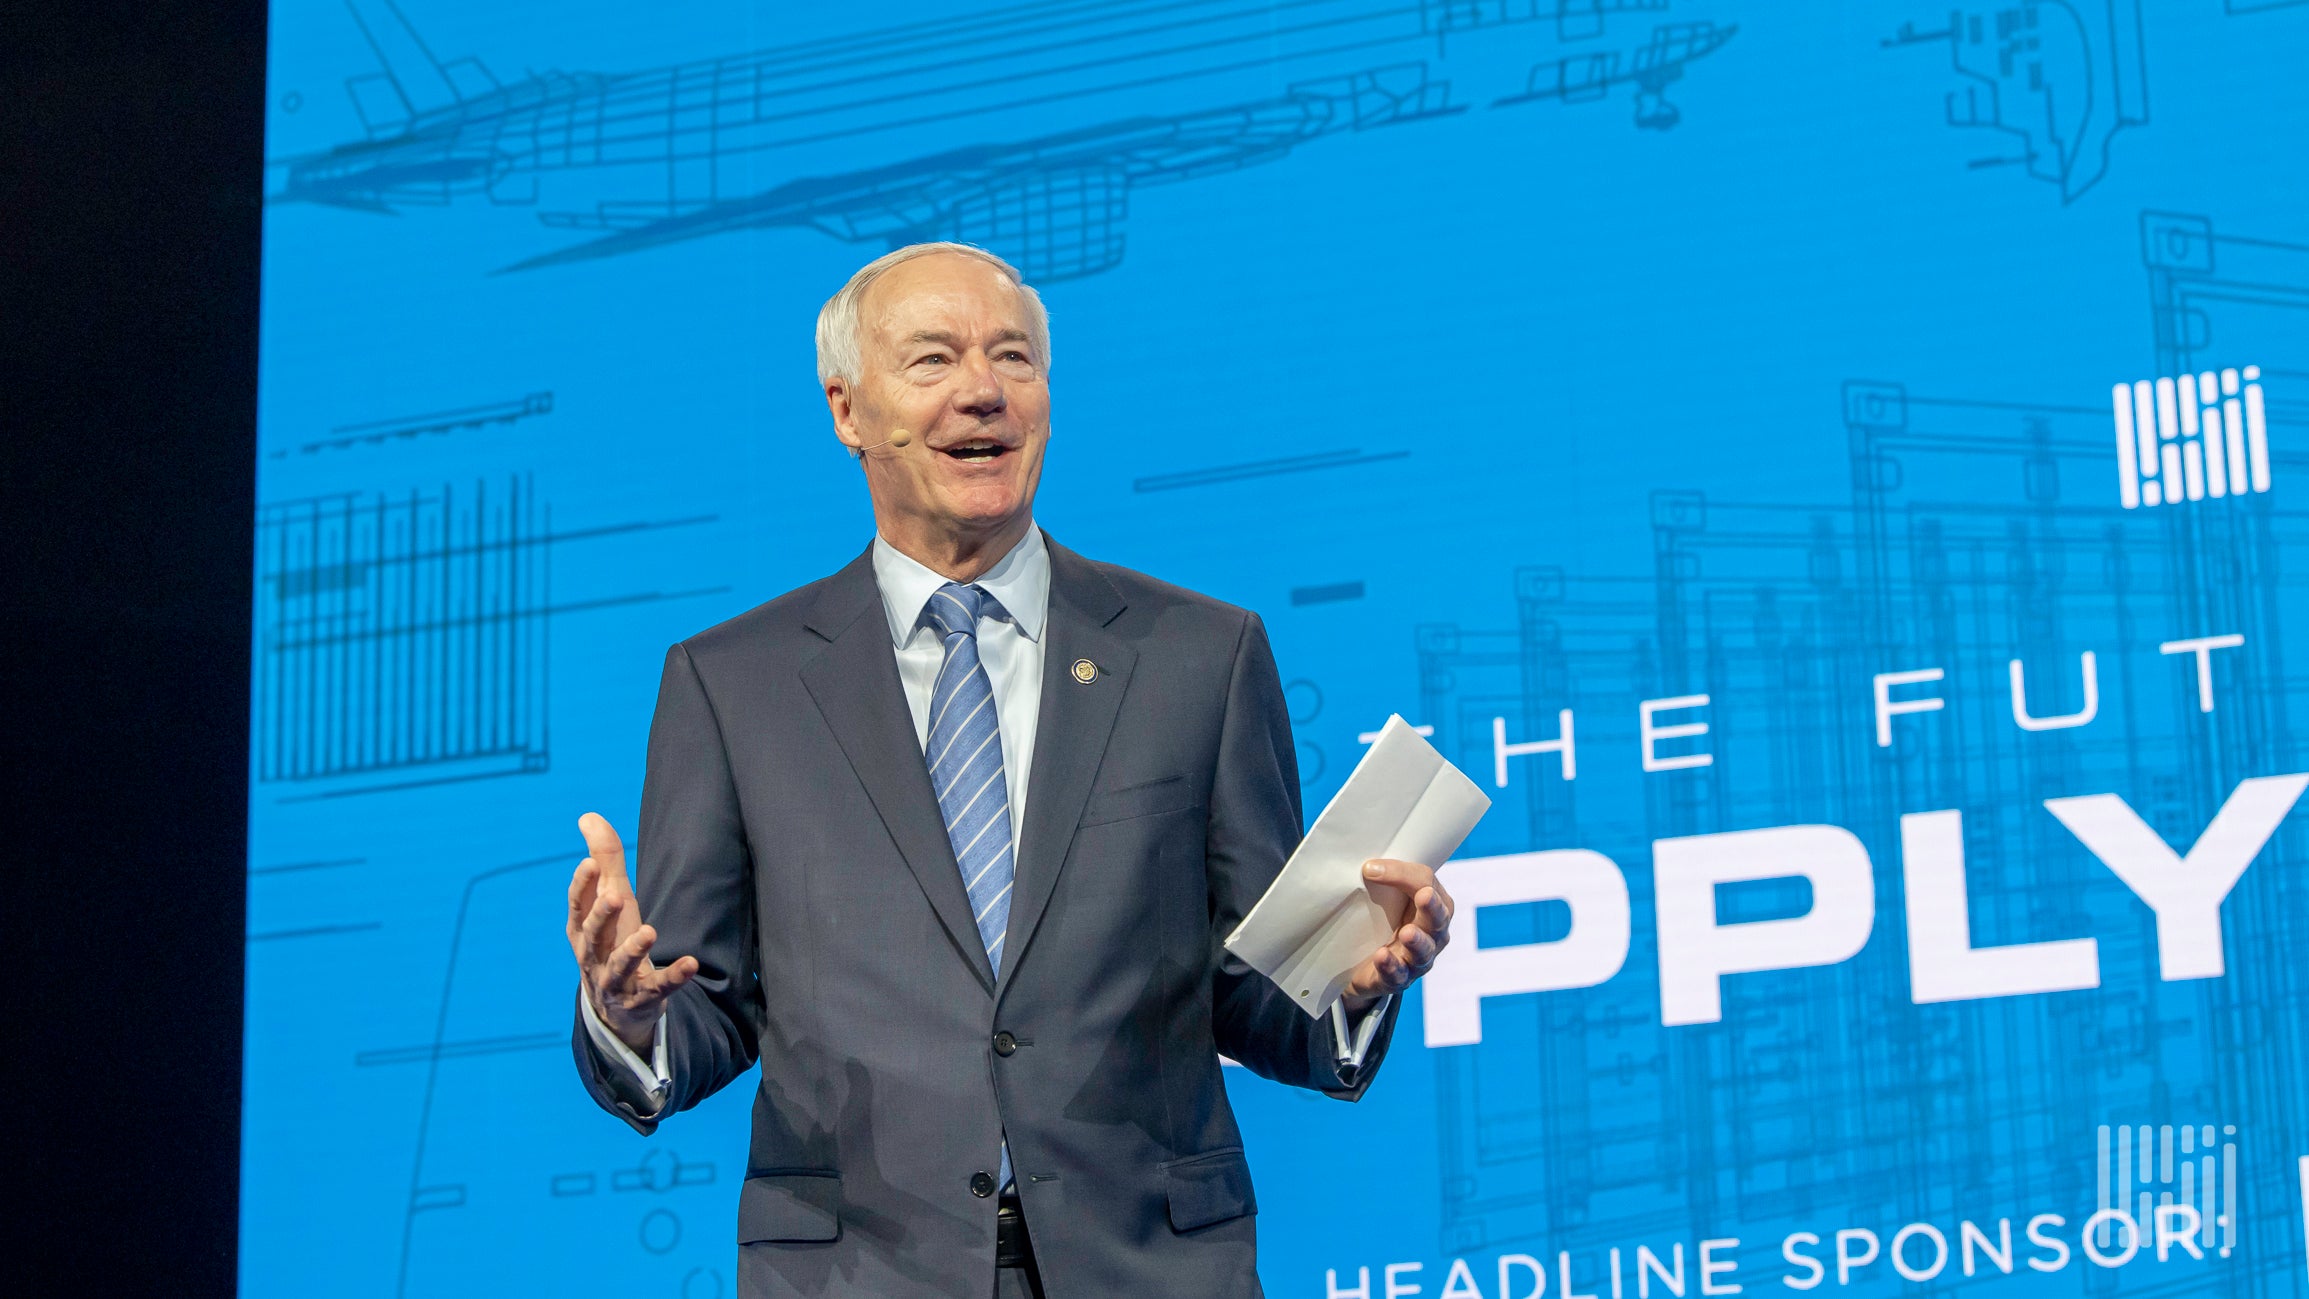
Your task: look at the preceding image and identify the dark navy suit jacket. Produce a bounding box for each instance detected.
[572,535,1402,1297]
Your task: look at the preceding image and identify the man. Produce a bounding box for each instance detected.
[565,243,1456,1298]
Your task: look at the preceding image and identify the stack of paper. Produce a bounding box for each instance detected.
[1225,715,1491,1017]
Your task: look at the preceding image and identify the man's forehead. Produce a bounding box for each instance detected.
[863,254,1023,328]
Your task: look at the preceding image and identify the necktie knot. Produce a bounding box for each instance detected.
[924,582,999,640]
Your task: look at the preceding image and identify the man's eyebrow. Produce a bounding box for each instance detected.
[897,327,1035,351]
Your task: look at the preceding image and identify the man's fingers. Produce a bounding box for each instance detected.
[640,954,700,998]
[1345,961,1401,1001]
[576,889,606,963]
[1362,859,1437,925]
[1340,866,1459,999]
[1362,857,1436,888]
[577,812,632,893]
[601,923,658,995]
[1373,945,1413,991]
[567,859,597,914]
[594,924,700,1015]
[566,861,599,949]
[1396,923,1439,969]
[612,952,699,1017]
[1337,878,1458,1001]
[578,889,624,968]
[1412,884,1453,935]
[565,865,588,940]
[595,893,628,963]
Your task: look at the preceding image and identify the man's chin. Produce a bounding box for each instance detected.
[937,485,1032,531]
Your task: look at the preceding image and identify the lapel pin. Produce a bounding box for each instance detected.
[1071,658,1098,684]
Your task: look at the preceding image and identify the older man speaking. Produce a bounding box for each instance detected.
[564,243,1456,1298]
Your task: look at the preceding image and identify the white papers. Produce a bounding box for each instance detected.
[1225,715,1491,1017]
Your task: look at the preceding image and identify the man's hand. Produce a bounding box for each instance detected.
[567,812,698,1055]
[1338,858,1454,1013]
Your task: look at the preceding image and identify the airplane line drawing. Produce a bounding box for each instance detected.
[509,65,1461,279]
[271,0,1734,280]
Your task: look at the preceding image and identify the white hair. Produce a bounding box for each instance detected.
[814,242,1052,387]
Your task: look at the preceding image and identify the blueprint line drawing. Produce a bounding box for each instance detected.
[1132,446,1409,492]
[273,390,553,459]
[385,848,741,1298]
[1409,229,2308,1254]
[270,0,1735,280]
[395,850,565,1299]
[254,477,723,800]
[1882,1,2148,202]
[2137,209,2306,815]
[507,63,1461,281]
[1494,21,1735,129]
[1418,0,1669,51]
[248,921,385,942]
[248,855,367,875]
[1285,677,1330,786]
[354,1031,564,1068]
[256,478,553,792]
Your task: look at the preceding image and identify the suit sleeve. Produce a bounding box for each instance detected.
[571,641,764,1134]
[1203,612,1404,1100]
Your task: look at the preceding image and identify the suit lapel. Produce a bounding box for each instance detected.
[1001,537,1136,996]
[798,550,996,993]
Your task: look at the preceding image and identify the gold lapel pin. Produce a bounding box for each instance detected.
[1071,658,1098,684]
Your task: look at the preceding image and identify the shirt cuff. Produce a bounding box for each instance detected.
[578,986,670,1116]
[1330,994,1391,1070]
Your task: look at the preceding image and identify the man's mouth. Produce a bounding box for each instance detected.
[939,438,1009,463]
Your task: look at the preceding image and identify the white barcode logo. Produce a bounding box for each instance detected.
[2097,1123,2237,1258]
[2114,367,2270,508]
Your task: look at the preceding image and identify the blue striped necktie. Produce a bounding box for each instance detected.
[922,581,1016,973]
[921,581,1017,1190]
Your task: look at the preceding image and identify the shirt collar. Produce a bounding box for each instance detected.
[871,523,1050,647]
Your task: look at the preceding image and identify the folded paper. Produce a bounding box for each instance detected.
[1225,714,1491,1017]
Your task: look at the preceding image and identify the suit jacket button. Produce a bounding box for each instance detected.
[993,1031,1017,1057]
[970,1171,996,1198]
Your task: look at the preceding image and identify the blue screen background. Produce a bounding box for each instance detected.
[247,3,2309,1296]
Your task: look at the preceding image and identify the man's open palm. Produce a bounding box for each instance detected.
[567,812,697,1053]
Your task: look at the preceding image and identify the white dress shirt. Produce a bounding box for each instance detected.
[873,524,1049,842]
[581,524,1385,1111]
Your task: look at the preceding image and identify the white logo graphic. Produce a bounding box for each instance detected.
[2094,1123,2236,1260]
[2113,367,2269,508]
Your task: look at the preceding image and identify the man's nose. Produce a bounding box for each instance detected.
[952,352,1006,416]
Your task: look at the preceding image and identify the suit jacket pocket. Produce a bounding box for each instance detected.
[738,1170,842,1244]
[1079,774,1200,827]
[1159,1146,1257,1232]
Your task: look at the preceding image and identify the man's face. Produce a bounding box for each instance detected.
[827,253,1051,549]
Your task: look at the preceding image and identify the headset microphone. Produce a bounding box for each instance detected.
[856,427,913,453]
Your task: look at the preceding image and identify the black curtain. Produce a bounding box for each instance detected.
[1,3,265,1292]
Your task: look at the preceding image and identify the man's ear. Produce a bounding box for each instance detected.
[825,378,863,452]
